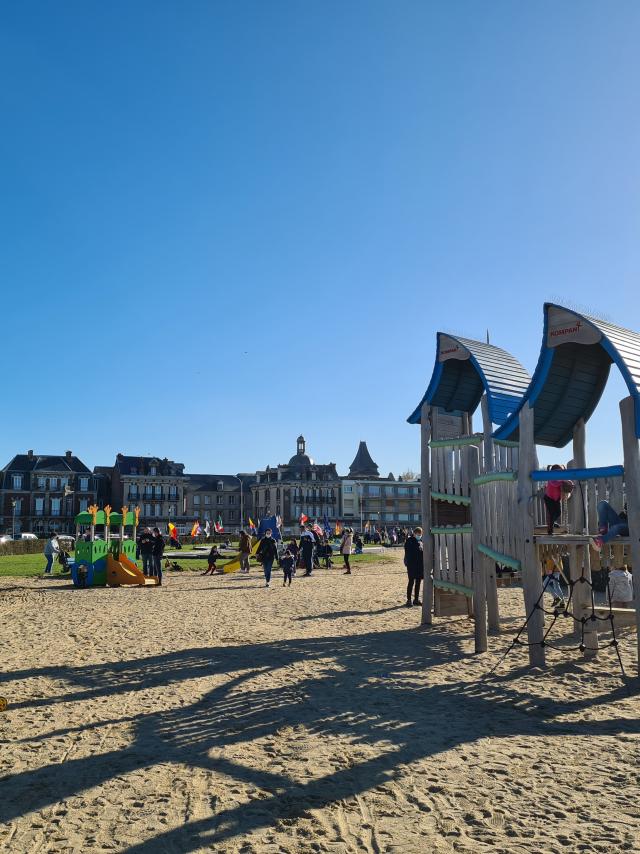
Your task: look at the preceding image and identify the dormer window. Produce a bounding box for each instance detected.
[217,480,224,491]
[150,466,157,476]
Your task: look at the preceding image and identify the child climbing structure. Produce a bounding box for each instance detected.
[73,504,160,587]
[408,333,531,650]
[491,303,640,670]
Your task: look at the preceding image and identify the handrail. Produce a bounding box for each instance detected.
[430,491,471,506]
[429,433,484,448]
[477,543,521,571]
[433,579,473,596]
[530,465,624,482]
[431,525,473,535]
[473,471,517,485]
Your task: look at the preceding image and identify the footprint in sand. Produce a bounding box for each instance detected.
[484,810,506,829]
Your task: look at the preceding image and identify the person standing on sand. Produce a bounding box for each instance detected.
[340,527,353,575]
[152,527,165,586]
[404,527,424,606]
[256,528,278,588]
[280,548,295,586]
[139,527,155,576]
[238,529,252,573]
[300,526,315,577]
[43,533,60,576]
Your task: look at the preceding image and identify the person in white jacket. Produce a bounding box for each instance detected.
[340,528,353,575]
[608,566,634,609]
[43,534,60,576]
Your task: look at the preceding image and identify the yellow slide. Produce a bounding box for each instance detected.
[222,540,260,574]
[107,554,160,586]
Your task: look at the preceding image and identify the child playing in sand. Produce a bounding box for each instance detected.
[607,565,634,609]
[202,545,221,576]
[280,549,295,586]
[542,555,565,609]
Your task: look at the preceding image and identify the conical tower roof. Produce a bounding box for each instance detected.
[348,441,379,479]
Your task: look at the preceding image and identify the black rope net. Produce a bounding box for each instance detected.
[484,569,629,681]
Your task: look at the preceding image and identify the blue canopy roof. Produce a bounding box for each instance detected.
[494,303,640,447]
[407,333,531,426]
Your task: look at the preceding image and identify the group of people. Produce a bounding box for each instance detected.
[136,527,165,585]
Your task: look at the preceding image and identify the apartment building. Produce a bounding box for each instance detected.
[0,450,98,535]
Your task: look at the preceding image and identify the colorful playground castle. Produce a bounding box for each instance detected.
[409,303,640,672]
[72,504,160,587]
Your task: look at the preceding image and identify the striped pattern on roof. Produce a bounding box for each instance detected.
[407,333,531,427]
[494,303,640,447]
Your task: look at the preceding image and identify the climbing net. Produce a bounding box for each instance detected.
[484,570,628,680]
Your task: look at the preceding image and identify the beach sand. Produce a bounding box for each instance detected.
[1,552,639,853]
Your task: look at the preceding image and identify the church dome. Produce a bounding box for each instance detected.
[288,435,314,467]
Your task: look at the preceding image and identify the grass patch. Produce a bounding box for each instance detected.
[0,552,71,578]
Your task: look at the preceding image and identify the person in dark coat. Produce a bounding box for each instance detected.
[152,527,165,585]
[404,526,424,607]
[139,528,155,576]
[256,529,279,588]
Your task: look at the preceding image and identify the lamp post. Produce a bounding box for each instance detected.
[11,499,17,539]
[358,482,364,533]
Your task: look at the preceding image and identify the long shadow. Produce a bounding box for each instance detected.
[1,626,638,851]
[295,605,406,621]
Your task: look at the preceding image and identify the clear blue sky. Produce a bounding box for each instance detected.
[1,1,639,476]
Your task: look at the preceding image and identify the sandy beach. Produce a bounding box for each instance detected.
[1,552,639,853]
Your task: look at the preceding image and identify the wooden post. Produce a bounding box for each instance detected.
[620,396,640,672]
[469,447,487,651]
[481,394,494,474]
[420,402,433,625]
[517,402,545,666]
[571,419,598,657]
[486,557,501,634]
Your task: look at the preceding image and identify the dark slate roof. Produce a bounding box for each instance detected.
[187,474,255,492]
[348,441,380,478]
[2,453,91,474]
[114,455,185,476]
[407,333,531,428]
[494,303,640,447]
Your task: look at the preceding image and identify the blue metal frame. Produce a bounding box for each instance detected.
[530,465,624,482]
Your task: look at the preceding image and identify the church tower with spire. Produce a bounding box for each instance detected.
[348,441,380,479]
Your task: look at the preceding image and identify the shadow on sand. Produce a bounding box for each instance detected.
[1,617,638,851]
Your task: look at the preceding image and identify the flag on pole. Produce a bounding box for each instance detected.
[312,522,323,539]
[258,515,281,540]
[335,520,343,536]
[323,514,331,536]
[299,513,308,525]
[276,514,283,529]
[204,520,211,537]
[248,517,256,531]
[168,522,177,537]
[215,515,224,533]
[191,521,201,537]
[364,520,371,532]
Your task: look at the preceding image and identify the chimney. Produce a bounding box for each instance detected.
[27,450,34,460]
[65,450,72,459]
